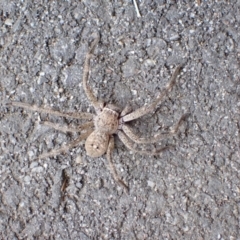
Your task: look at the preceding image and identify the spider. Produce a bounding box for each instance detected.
[10,34,188,193]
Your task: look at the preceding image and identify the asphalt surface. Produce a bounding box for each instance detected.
[0,1,239,239]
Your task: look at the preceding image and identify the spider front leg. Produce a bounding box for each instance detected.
[11,101,93,120]
[122,65,183,122]
[106,136,129,193]
[120,103,132,117]
[41,121,94,133]
[82,33,103,112]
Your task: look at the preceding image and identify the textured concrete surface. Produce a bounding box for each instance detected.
[0,1,239,239]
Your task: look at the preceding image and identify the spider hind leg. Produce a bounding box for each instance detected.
[118,131,173,156]
[106,136,129,193]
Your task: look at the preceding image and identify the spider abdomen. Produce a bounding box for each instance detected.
[94,107,119,134]
[85,131,109,158]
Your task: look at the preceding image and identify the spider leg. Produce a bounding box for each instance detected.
[122,113,189,144]
[122,65,183,122]
[82,33,103,112]
[120,103,132,117]
[41,121,94,133]
[11,101,93,120]
[106,136,129,193]
[38,130,93,159]
[118,131,172,155]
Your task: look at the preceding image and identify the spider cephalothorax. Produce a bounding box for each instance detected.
[94,105,120,134]
[11,34,188,193]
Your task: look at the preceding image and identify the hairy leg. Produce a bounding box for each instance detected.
[41,121,94,133]
[11,101,93,120]
[106,136,129,193]
[82,33,103,112]
[122,65,183,122]
[38,130,93,159]
[118,131,172,155]
[120,103,132,117]
[122,113,189,144]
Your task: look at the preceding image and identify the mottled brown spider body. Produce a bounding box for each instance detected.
[94,106,119,134]
[85,131,109,158]
[85,104,121,158]
[11,34,188,193]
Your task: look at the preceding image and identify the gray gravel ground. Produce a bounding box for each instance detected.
[0,0,240,239]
